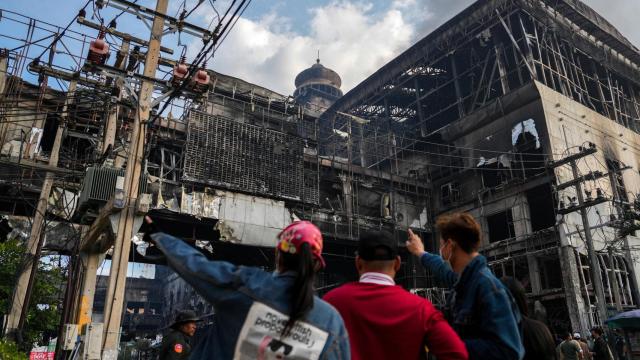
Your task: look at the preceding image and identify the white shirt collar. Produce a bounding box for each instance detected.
[359,272,395,286]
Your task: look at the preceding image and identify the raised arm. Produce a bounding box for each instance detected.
[150,231,255,305]
[406,229,458,287]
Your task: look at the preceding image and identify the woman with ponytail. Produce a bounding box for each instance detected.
[144,217,350,360]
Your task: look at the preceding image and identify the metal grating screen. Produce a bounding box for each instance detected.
[183,111,317,203]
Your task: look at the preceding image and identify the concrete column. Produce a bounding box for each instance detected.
[527,255,543,295]
[558,244,591,333]
[511,194,532,237]
[101,0,168,357]
[0,50,9,146]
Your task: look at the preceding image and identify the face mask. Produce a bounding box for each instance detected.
[440,241,453,264]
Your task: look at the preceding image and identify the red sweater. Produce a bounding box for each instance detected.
[324,282,468,360]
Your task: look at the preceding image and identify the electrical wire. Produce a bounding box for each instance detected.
[32,0,93,62]
[107,0,139,27]
[144,0,248,136]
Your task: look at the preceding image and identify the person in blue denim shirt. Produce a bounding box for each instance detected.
[406,213,524,360]
[144,217,350,360]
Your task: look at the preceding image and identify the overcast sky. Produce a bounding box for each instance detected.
[3,0,639,95]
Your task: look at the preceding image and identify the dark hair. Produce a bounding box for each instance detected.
[564,332,573,339]
[279,243,317,336]
[358,231,397,261]
[591,326,604,336]
[501,277,529,317]
[436,212,482,253]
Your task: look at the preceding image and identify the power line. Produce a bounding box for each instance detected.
[33,0,93,62]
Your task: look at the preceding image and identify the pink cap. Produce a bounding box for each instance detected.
[277,221,325,268]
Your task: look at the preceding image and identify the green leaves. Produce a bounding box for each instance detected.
[0,239,65,352]
[0,339,28,360]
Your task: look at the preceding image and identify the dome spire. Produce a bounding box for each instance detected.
[316,50,320,64]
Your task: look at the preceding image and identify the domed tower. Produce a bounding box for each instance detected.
[294,54,343,116]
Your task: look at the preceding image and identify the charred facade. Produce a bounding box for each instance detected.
[322,0,640,333]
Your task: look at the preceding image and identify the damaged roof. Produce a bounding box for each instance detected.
[325,0,640,118]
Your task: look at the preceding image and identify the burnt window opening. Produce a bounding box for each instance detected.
[440,182,460,207]
[487,210,515,243]
[514,132,545,178]
[479,156,513,189]
[39,113,60,154]
[540,257,563,290]
[126,301,146,314]
[526,184,556,231]
[606,158,629,203]
[491,259,532,293]
[355,188,383,218]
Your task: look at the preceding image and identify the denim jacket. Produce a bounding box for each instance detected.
[152,232,351,360]
[420,253,524,360]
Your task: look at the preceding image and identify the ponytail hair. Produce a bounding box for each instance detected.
[279,242,317,336]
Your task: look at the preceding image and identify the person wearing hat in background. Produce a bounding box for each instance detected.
[160,310,199,360]
[557,332,583,360]
[573,333,592,360]
[143,217,350,360]
[323,231,468,360]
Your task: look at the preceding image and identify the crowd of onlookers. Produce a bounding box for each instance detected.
[146,213,629,360]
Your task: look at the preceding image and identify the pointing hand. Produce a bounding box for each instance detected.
[406,229,425,257]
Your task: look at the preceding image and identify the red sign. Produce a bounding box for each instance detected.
[29,351,54,360]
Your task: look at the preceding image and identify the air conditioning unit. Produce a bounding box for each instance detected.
[75,166,149,223]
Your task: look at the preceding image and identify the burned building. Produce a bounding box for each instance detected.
[3,0,640,354]
[322,0,640,333]
[93,273,164,341]
[151,66,431,317]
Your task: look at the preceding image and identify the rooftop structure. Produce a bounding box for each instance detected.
[294,55,344,116]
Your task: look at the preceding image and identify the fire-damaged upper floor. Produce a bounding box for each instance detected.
[319,0,640,217]
[321,0,640,164]
[316,0,640,328]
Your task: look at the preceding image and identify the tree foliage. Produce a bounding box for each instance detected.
[0,338,28,360]
[0,238,65,351]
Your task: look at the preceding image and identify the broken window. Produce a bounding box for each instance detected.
[39,113,60,154]
[540,257,563,290]
[441,182,460,207]
[487,210,515,243]
[600,254,637,307]
[513,120,545,178]
[526,184,556,231]
[479,155,513,188]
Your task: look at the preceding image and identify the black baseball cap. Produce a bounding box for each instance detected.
[357,231,398,261]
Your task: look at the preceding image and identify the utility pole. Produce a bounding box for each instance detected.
[6,79,77,341]
[100,0,167,357]
[67,38,130,360]
[552,145,609,326]
[102,39,130,155]
[0,49,9,146]
[569,158,609,324]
